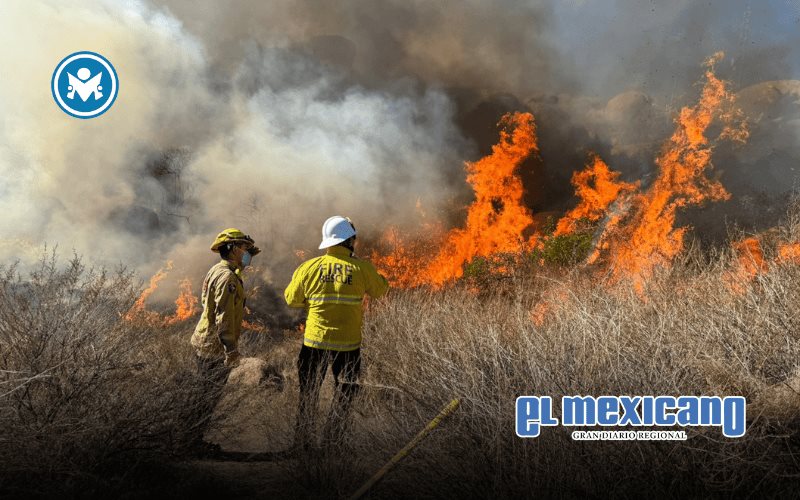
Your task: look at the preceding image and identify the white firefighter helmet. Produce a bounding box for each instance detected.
[318,216,357,249]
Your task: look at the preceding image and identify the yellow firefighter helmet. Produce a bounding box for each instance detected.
[210,228,261,255]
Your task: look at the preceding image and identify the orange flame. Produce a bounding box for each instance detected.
[725,237,766,294]
[529,288,569,327]
[125,262,200,326]
[124,261,173,322]
[734,237,767,278]
[375,112,538,287]
[371,226,443,287]
[367,55,747,293]
[777,242,800,264]
[242,320,266,333]
[554,155,637,236]
[724,239,800,293]
[589,52,747,289]
[530,301,549,326]
[164,278,200,325]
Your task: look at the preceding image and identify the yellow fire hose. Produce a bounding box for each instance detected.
[348,398,461,500]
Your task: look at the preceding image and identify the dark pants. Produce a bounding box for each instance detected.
[296,345,361,446]
[191,355,231,446]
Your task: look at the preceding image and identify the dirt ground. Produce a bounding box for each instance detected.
[181,347,389,499]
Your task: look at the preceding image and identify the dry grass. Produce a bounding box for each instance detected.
[0,251,219,497]
[4,212,800,497]
[347,236,800,497]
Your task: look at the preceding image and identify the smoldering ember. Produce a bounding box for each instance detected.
[2,1,800,499]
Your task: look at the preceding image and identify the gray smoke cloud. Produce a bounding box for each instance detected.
[0,0,470,301]
[1,0,799,302]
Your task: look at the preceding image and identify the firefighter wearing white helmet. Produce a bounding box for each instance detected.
[284,216,389,448]
[318,215,358,249]
[188,228,260,455]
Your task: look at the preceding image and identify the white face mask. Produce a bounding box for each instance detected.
[241,250,253,267]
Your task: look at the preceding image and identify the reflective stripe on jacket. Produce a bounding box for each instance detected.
[284,246,389,351]
[191,260,245,358]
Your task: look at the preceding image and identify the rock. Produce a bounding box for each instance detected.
[228,357,285,391]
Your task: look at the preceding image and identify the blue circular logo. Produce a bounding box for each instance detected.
[51,51,118,119]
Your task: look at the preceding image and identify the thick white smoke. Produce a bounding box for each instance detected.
[0,0,215,268]
[2,0,800,304]
[0,0,469,296]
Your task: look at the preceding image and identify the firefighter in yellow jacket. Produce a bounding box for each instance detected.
[189,228,260,453]
[284,216,389,447]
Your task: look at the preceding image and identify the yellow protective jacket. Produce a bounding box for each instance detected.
[191,260,245,358]
[284,246,389,351]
